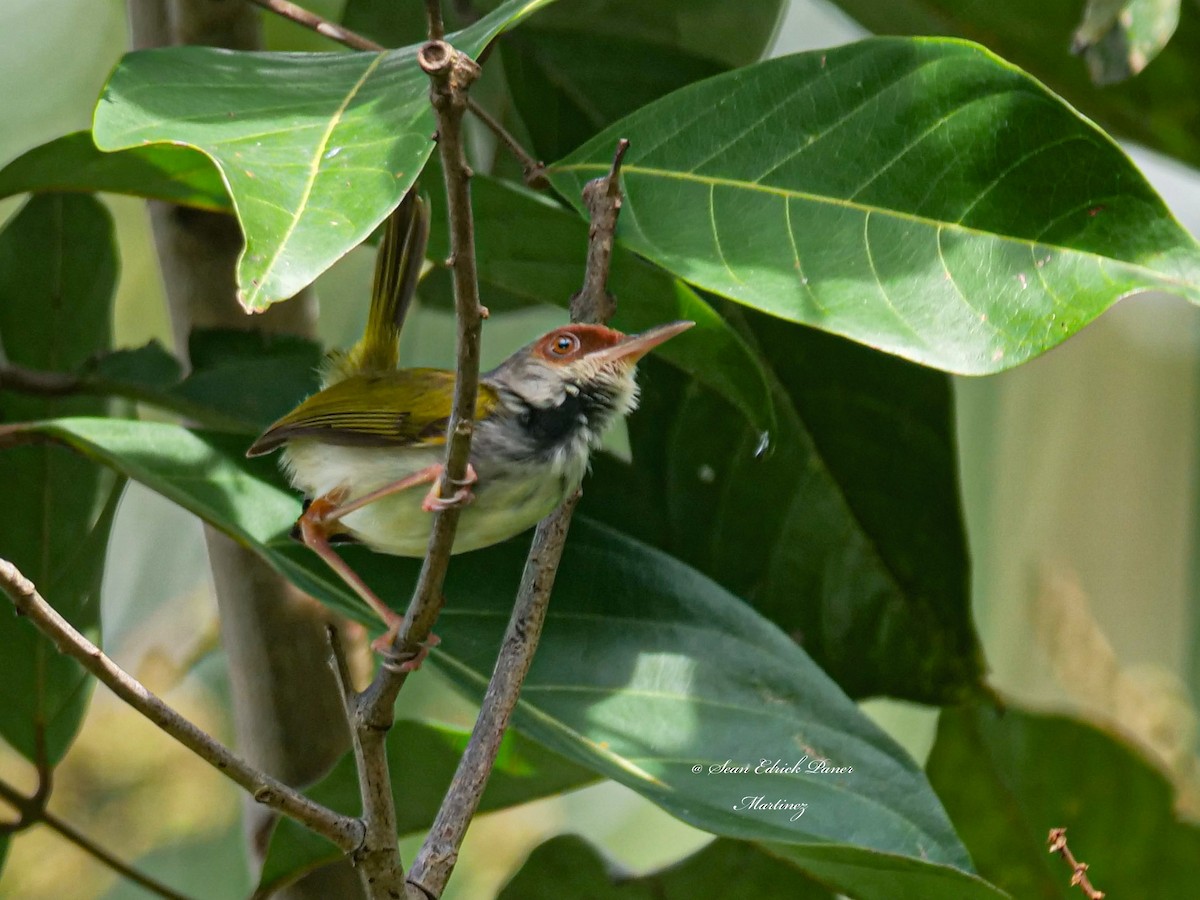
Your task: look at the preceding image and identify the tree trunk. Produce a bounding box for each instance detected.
[126,3,363,896]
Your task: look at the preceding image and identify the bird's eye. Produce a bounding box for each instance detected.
[549,333,580,356]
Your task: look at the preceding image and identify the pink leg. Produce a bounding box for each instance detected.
[298,495,404,637]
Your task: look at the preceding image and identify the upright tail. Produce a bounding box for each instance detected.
[323,189,430,384]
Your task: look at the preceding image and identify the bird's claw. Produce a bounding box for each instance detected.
[373,630,442,672]
[420,463,479,512]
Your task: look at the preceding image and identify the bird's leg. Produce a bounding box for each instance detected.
[315,462,479,520]
[298,492,430,666]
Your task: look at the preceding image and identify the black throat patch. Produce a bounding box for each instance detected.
[519,381,618,455]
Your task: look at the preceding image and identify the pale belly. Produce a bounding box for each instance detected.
[282,439,584,557]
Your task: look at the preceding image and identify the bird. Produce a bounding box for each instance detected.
[246,191,693,658]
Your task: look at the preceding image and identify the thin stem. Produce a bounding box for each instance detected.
[465,98,546,187]
[406,493,578,896]
[0,558,363,855]
[425,0,446,40]
[1048,828,1105,899]
[246,0,382,49]
[341,35,486,900]
[407,138,630,898]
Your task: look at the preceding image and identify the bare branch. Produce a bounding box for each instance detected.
[246,0,383,50]
[407,139,630,898]
[570,138,629,322]
[1048,828,1106,899]
[425,0,446,41]
[465,98,546,187]
[0,557,362,855]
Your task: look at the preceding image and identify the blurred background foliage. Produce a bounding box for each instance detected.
[1,0,1198,897]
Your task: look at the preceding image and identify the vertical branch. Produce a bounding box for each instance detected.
[406,140,630,899]
[341,20,486,900]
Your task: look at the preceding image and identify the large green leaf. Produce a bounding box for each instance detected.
[499,835,835,898]
[583,310,982,704]
[426,173,775,434]
[258,719,596,895]
[828,0,1200,170]
[0,195,120,766]
[0,131,230,211]
[11,417,1001,899]
[500,27,725,161]
[928,704,1200,898]
[92,0,558,311]
[549,38,1200,375]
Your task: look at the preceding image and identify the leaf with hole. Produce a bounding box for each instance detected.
[549,38,1200,374]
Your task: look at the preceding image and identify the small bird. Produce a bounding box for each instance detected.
[247,192,692,656]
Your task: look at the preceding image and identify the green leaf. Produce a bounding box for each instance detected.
[584,309,983,704]
[0,195,120,765]
[428,174,775,434]
[1073,0,1180,85]
[258,719,596,895]
[827,0,1200,171]
[15,417,993,898]
[501,27,725,160]
[92,0,559,311]
[928,704,1200,898]
[526,0,787,68]
[548,38,1200,375]
[0,131,230,211]
[499,835,836,898]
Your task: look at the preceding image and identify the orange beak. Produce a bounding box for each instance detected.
[588,320,695,366]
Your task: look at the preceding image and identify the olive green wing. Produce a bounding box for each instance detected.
[246,370,500,456]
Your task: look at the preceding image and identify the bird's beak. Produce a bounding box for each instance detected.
[589,320,695,365]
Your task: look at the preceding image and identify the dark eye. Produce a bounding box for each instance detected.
[549,333,580,356]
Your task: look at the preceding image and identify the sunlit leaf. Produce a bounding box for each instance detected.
[92,0,559,310]
[827,0,1200,170]
[549,38,1200,374]
[0,131,230,211]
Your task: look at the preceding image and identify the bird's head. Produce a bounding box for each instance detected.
[486,320,694,456]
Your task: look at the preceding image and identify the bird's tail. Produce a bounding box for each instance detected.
[323,189,430,384]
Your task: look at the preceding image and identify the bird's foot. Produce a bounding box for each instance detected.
[421,463,479,512]
[373,627,442,672]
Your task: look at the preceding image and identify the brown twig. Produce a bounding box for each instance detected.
[0,777,192,900]
[1048,828,1106,899]
[425,0,446,40]
[464,98,546,187]
[570,138,629,322]
[246,0,382,49]
[406,139,629,898]
[0,558,363,856]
